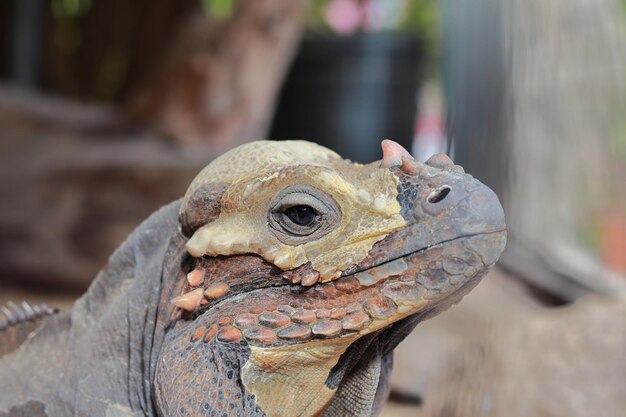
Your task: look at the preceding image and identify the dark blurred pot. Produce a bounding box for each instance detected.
[269,31,422,163]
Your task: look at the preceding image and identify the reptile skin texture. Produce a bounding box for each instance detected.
[0,140,506,417]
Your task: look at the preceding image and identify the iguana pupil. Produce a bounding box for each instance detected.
[284,205,317,226]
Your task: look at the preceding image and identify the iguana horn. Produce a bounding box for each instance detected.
[381,139,413,168]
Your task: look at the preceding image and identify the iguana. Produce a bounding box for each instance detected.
[0,139,506,417]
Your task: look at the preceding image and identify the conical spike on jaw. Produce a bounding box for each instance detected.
[300,270,321,286]
[186,269,206,287]
[172,288,205,311]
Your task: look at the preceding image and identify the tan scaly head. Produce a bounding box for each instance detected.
[182,140,406,282]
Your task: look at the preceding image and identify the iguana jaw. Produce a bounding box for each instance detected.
[157,230,505,417]
[178,229,505,345]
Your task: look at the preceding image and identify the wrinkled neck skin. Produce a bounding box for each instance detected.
[0,202,185,417]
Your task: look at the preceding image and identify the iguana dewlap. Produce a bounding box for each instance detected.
[0,140,506,417]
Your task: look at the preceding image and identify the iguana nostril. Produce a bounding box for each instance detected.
[428,186,451,204]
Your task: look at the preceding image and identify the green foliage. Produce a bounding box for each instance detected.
[93,48,130,100]
[51,0,92,19]
[308,0,330,31]
[398,0,439,48]
[50,0,92,54]
[578,222,601,253]
[201,0,235,20]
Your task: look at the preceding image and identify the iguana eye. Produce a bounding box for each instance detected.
[268,185,341,245]
[284,205,318,226]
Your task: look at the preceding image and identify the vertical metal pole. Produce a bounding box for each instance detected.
[7,0,45,88]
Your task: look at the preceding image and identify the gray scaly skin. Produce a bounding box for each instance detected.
[0,140,506,417]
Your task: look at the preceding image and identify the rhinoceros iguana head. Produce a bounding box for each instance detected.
[154,140,506,417]
[0,139,505,417]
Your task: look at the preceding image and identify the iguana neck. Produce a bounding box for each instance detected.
[0,201,185,417]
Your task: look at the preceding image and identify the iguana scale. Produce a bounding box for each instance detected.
[0,139,506,417]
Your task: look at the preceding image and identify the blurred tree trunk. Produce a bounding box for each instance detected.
[0,0,309,291]
[502,0,626,295]
[129,0,308,149]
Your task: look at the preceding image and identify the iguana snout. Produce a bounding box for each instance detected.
[351,140,507,313]
[155,140,506,417]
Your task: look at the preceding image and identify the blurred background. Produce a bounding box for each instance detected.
[0,0,625,416]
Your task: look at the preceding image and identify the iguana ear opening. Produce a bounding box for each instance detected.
[268,185,341,245]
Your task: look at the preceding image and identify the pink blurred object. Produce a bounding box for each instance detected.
[599,211,626,275]
[324,0,404,34]
[361,0,380,32]
[325,0,363,34]
[412,113,447,162]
